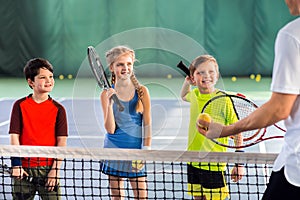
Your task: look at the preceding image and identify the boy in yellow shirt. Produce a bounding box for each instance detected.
[180,55,244,200]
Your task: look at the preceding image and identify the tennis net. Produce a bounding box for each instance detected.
[0,145,276,199]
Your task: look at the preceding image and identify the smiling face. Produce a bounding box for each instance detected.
[189,55,219,94]
[192,60,219,94]
[110,53,134,81]
[28,67,54,94]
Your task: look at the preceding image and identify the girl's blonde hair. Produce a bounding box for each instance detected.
[189,55,219,77]
[106,46,144,112]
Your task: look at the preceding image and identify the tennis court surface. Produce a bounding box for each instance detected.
[0,77,284,199]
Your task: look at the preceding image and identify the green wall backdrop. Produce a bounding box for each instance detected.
[0,0,295,78]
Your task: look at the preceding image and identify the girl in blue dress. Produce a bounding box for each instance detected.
[100,46,152,199]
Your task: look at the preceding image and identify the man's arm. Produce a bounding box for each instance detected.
[198,92,297,139]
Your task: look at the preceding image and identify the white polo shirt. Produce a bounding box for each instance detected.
[270,17,300,186]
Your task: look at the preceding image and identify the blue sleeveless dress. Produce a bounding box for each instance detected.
[100,90,146,177]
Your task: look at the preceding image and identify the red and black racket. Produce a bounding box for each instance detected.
[201,94,285,148]
[87,46,124,112]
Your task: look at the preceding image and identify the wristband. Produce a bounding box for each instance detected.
[235,163,245,167]
[11,157,22,166]
[235,150,244,166]
[142,146,151,150]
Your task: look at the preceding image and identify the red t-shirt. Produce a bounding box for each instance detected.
[9,94,68,167]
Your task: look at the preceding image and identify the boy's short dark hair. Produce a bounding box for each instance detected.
[24,58,53,81]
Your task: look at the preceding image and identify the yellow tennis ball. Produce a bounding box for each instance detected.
[67,74,73,79]
[197,113,212,131]
[58,75,64,80]
[231,76,237,82]
[250,74,255,79]
[255,74,261,82]
[132,160,144,172]
[167,74,172,79]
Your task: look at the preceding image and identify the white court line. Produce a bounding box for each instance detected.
[0,98,14,101]
[0,120,10,127]
[57,98,66,102]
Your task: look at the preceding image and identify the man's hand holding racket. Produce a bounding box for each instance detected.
[196,94,285,148]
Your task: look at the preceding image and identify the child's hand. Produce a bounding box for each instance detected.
[185,76,195,86]
[231,165,244,182]
[46,169,60,191]
[12,166,29,179]
[106,88,117,105]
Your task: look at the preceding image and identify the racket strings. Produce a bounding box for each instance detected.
[203,95,264,148]
[88,48,109,89]
[231,97,265,145]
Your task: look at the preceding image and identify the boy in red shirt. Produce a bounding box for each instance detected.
[9,58,68,200]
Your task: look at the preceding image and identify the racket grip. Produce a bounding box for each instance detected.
[111,94,124,112]
[177,61,190,77]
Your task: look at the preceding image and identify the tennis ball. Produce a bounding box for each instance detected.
[250,74,255,79]
[231,76,237,82]
[67,74,73,79]
[132,160,144,172]
[255,74,261,82]
[197,113,212,131]
[58,75,64,80]
[167,74,172,79]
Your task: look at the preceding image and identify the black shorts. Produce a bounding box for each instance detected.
[262,167,300,200]
[187,164,226,189]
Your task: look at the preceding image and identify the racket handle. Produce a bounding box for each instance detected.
[177,61,190,77]
[111,94,125,112]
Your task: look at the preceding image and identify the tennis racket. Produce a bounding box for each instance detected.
[177,60,190,77]
[200,94,286,148]
[87,46,124,112]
